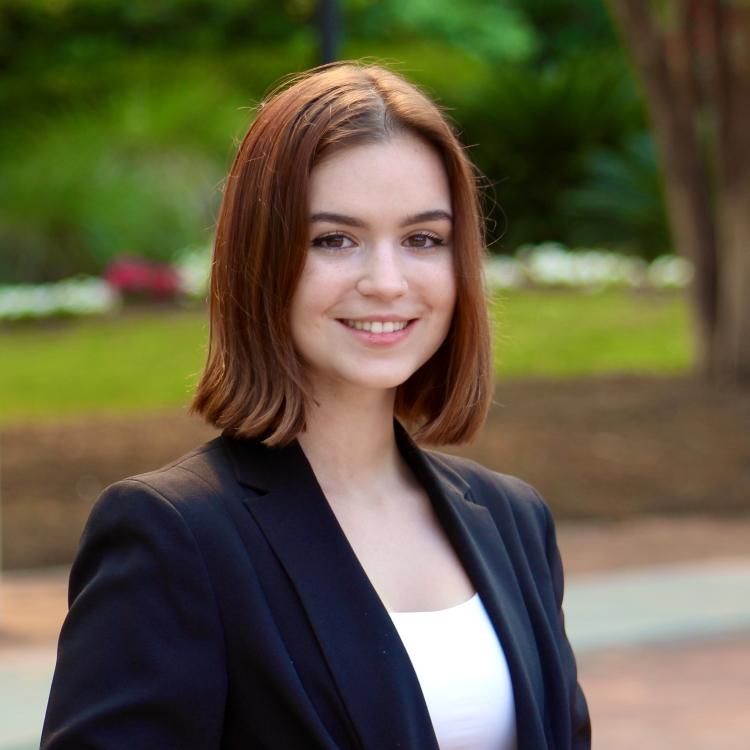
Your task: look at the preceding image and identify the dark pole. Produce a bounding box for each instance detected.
[318,0,340,65]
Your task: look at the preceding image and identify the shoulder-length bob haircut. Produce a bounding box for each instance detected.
[192,62,493,447]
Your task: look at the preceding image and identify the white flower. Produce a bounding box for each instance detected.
[174,245,212,298]
[0,277,120,321]
[485,244,693,292]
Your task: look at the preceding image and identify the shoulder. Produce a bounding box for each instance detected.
[83,436,242,543]
[123,436,230,496]
[105,436,236,502]
[421,450,567,614]
[421,449,553,539]
[73,436,252,607]
[424,450,544,504]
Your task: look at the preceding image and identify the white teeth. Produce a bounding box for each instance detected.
[343,320,409,334]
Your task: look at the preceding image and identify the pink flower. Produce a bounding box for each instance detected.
[103,255,181,301]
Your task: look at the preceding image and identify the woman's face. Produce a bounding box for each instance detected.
[290,134,457,396]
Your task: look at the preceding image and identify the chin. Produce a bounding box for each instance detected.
[346,375,411,391]
[338,365,420,392]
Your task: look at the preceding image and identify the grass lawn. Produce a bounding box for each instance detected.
[0,308,209,424]
[492,289,693,379]
[0,290,693,424]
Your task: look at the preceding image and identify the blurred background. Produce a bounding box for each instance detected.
[1,1,749,749]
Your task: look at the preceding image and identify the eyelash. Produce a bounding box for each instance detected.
[310,231,445,249]
[311,232,354,250]
[406,231,444,248]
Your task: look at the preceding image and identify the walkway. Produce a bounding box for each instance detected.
[2,517,749,749]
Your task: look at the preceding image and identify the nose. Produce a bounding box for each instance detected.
[356,242,408,300]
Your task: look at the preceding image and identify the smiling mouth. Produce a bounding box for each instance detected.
[341,319,411,334]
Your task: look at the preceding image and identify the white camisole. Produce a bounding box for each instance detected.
[389,593,516,750]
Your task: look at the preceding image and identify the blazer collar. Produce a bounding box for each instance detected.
[222,429,310,493]
[222,424,547,750]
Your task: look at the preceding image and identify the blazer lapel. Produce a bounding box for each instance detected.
[223,434,439,750]
[224,426,550,750]
[396,425,549,750]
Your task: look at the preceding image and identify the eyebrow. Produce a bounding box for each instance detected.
[310,212,367,228]
[401,210,453,227]
[309,209,453,228]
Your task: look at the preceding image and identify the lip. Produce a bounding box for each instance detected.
[342,315,413,323]
[336,318,416,345]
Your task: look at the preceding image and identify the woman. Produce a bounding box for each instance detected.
[42,63,590,750]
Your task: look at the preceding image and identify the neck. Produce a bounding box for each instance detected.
[297,381,403,492]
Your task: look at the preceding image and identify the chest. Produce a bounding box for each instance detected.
[325,485,476,612]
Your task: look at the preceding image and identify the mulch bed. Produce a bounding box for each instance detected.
[2,375,749,570]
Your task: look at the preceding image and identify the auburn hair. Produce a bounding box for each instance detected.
[191,62,493,446]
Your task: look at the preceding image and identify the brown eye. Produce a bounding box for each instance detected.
[312,233,355,250]
[406,233,441,248]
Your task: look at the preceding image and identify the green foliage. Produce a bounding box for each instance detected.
[0,0,673,282]
[0,0,297,64]
[0,1,314,120]
[522,0,618,62]
[1,72,229,281]
[562,133,671,259]
[345,0,538,64]
[0,48,315,282]
[0,290,693,424]
[459,51,648,250]
[341,39,496,105]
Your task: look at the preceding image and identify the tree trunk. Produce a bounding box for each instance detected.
[608,0,750,383]
[715,175,750,379]
[712,4,750,380]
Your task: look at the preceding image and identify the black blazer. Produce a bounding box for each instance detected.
[42,424,590,750]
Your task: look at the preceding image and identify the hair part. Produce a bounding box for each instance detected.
[191,62,493,447]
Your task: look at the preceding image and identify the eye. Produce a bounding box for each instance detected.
[311,232,356,250]
[404,232,443,249]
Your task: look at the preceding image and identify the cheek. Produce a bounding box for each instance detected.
[289,259,348,338]
[427,260,458,322]
[292,259,330,314]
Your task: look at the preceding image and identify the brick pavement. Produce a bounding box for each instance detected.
[0,566,68,647]
[578,635,750,750]
[555,515,750,575]
[561,517,750,749]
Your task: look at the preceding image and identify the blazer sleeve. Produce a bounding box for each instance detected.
[541,500,591,750]
[41,478,228,750]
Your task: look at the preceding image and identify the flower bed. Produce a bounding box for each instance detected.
[0,248,212,322]
[0,245,692,322]
[102,255,181,301]
[486,243,694,291]
[0,277,120,322]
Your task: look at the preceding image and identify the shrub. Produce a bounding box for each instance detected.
[459,51,648,251]
[0,69,242,283]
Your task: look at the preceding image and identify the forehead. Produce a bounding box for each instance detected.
[308,135,451,219]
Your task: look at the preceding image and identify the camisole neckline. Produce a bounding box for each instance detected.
[388,591,479,616]
[387,591,516,750]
